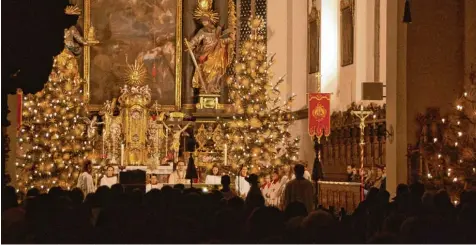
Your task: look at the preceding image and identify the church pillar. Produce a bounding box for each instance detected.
[385,0,408,197]
[321,0,339,110]
[182,1,198,111]
[214,0,229,105]
[355,0,376,102]
[6,94,19,188]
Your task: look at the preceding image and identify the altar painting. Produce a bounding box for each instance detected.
[88,0,182,108]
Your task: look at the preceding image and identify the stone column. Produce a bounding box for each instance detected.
[6,94,19,188]
[385,0,408,197]
[214,0,229,105]
[321,0,339,110]
[182,1,198,111]
[355,0,376,102]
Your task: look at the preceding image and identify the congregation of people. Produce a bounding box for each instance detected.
[2,160,476,243]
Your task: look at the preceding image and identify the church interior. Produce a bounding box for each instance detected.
[2,0,476,243]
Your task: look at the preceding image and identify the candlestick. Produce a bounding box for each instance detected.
[121,143,124,166]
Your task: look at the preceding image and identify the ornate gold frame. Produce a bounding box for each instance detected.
[81,0,183,111]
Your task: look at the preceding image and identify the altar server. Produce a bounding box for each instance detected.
[77,160,95,195]
[99,166,118,188]
[235,165,250,198]
[205,165,221,185]
[146,174,163,192]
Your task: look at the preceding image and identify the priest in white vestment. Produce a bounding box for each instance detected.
[146,174,163,192]
[235,166,250,198]
[77,160,95,195]
[168,160,189,185]
[99,166,118,188]
[205,165,221,185]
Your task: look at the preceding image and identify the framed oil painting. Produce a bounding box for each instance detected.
[81,0,182,110]
[340,0,354,67]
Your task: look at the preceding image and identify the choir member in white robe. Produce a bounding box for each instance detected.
[268,170,283,207]
[205,165,221,185]
[235,166,250,198]
[168,160,189,185]
[146,174,163,192]
[261,174,272,205]
[99,166,118,188]
[77,160,95,195]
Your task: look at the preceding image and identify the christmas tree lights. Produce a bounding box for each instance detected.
[225,16,300,172]
[16,48,92,192]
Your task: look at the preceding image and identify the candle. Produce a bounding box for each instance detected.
[121,143,124,166]
[102,133,105,159]
[165,128,169,156]
[224,144,228,165]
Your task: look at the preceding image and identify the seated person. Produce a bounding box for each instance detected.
[99,165,118,188]
[205,165,221,185]
[168,159,189,185]
[146,174,163,192]
[261,173,272,204]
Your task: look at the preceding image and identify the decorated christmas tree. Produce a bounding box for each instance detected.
[420,66,476,197]
[16,47,92,192]
[226,16,300,172]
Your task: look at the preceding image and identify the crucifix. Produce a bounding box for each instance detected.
[351,105,373,200]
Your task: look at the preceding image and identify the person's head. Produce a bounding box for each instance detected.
[294,164,305,179]
[26,188,40,199]
[283,165,291,174]
[346,165,353,174]
[83,160,93,173]
[240,166,248,177]
[263,174,271,184]
[246,174,259,186]
[106,166,114,177]
[352,167,358,175]
[272,169,280,182]
[211,165,219,175]
[150,174,158,185]
[221,175,231,187]
[284,201,308,220]
[396,183,409,197]
[176,161,186,172]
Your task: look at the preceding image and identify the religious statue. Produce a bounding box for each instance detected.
[185,0,236,94]
[64,5,88,55]
[162,122,192,161]
[83,116,103,141]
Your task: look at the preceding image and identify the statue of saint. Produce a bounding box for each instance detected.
[186,0,235,94]
[64,5,88,55]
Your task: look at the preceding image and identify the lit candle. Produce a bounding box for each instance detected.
[121,143,124,166]
[102,133,105,158]
[165,128,169,156]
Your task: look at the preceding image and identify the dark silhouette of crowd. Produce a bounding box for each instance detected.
[2,180,476,243]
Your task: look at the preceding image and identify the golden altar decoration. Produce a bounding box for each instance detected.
[118,59,152,165]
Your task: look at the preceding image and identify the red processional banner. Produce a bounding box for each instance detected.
[308,93,331,138]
